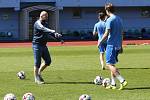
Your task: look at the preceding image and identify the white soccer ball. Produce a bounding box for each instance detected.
[79,94,91,100]
[4,93,17,100]
[22,93,35,100]
[102,78,111,87]
[94,76,103,85]
[17,71,25,79]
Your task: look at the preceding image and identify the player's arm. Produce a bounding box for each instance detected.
[48,32,64,44]
[98,29,110,46]
[37,21,62,37]
[36,21,55,33]
[119,31,124,53]
[98,19,110,46]
[120,19,124,53]
[93,24,98,36]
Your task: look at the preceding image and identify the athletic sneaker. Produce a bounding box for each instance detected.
[35,79,45,84]
[118,80,128,90]
[35,76,45,84]
[106,85,117,90]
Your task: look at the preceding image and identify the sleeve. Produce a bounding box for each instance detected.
[93,24,97,33]
[105,19,111,30]
[36,21,55,33]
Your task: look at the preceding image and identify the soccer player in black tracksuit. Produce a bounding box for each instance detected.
[32,11,62,84]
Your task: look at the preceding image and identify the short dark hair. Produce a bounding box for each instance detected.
[105,3,115,13]
[98,10,106,20]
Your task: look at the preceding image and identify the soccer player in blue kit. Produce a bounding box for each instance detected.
[99,3,127,90]
[93,11,107,70]
[32,11,62,84]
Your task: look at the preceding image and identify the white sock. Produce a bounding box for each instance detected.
[116,75,125,83]
[111,77,116,86]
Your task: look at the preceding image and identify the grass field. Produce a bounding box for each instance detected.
[0,45,150,100]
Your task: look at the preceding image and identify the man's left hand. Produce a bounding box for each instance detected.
[55,33,62,38]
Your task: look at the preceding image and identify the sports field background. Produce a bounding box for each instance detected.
[0,41,150,99]
[0,40,150,48]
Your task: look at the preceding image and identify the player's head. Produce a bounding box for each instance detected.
[105,3,115,15]
[40,11,48,21]
[98,10,106,21]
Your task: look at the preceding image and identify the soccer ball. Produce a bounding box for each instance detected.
[93,76,103,85]
[4,93,17,100]
[79,94,91,100]
[102,78,111,87]
[17,71,25,79]
[22,93,35,100]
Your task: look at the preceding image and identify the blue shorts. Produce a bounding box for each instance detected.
[32,44,51,68]
[106,45,119,65]
[98,42,107,53]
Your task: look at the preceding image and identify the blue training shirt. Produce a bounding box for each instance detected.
[105,14,123,48]
[93,20,106,40]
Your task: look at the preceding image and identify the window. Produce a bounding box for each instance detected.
[72,8,82,18]
[2,14,9,20]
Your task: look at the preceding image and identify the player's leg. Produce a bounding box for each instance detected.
[115,48,127,90]
[105,45,116,89]
[100,53,105,70]
[39,46,51,74]
[115,70,127,90]
[32,44,44,84]
[106,45,127,90]
[39,46,51,82]
[111,65,127,90]
[105,64,117,89]
[98,43,106,70]
[110,71,117,89]
[38,62,47,75]
[38,62,46,82]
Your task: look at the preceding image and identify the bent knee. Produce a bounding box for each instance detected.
[45,59,51,66]
[107,64,117,72]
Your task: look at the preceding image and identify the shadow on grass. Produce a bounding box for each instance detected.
[45,81,93,84]
[124,86,150,90]
[119,68,150,70]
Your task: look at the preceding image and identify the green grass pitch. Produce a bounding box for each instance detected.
[0,45,150,100]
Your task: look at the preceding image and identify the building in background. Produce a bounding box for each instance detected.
[0,0,150,41]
